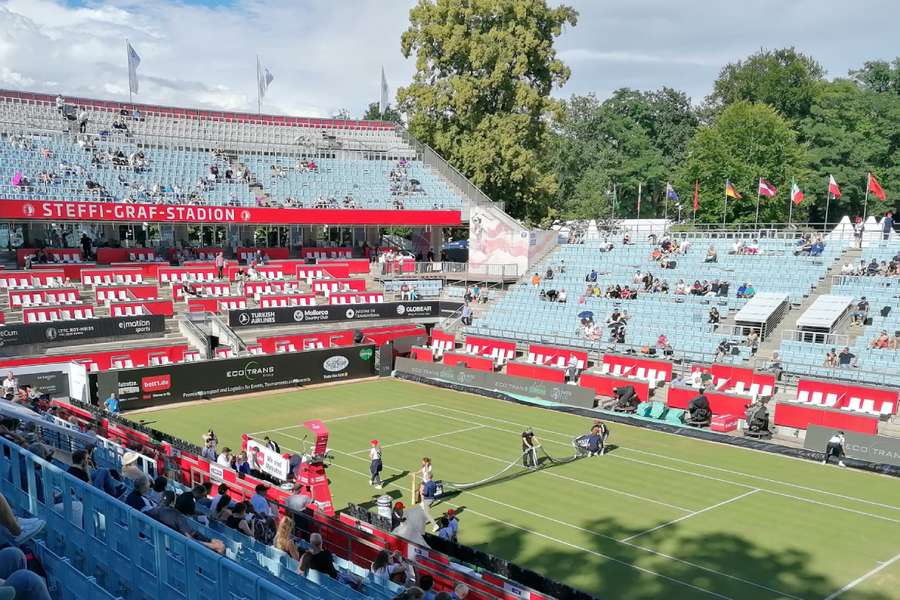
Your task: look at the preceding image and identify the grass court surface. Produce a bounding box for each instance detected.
[136,379,900,600]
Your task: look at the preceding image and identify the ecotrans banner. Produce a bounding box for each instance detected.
[228,301,447,327]
[90,344,376,409]
[394,357,596,409]
[803,424,900,468]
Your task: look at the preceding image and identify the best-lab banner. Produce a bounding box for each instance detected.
[804,424,900,468]
[0,199,460,226]
[394,357,596,409]
[0,315,165,349]
[90,344,376,410]
[228,301,443,328]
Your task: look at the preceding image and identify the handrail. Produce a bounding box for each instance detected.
[781,329,849,347]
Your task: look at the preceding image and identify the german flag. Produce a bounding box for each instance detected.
[725,180,742,199]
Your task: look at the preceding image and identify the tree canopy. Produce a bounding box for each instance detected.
[397,0,577,222]
[362,102,401,122]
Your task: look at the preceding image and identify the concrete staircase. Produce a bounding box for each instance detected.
[754,246,860,361]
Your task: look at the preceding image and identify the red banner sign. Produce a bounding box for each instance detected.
[0,199,461,226]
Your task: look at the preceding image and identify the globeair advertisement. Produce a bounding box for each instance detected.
[91,345,376,409]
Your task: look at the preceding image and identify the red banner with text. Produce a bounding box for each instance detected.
[0,199,461,226]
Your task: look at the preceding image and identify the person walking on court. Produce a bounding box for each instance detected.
[521,428,538,469]
[369,439,383,489]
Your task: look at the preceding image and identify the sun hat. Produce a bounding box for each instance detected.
[121,451,140,466]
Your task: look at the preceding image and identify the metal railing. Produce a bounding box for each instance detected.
[781,329,849,347]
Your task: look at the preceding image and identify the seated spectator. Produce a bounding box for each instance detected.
[146,491,225,554]
[871,330,891,349]
[704,246,717,263]
[544,267,554,280]
[731,240,745,255]
[690,280,703,296]
[250,484,272,517]
[714,339,732,362]
[0,545,52,599]
[125,474,155,512]
[736,282,748,298]
[121,452,144,483]
[67,449,92,483]
[147,476,168,506]
[824,348,838,367]
[216,447,233,468]
[745,331,759,355]
[0,492,45,547]
[557,288,567,303]
[545,289,558,302]
[175,484,208,521]
[274,515,301,561]
[209,494,233,522]
[809,238,825,257]
[674,279,687,295]
[587,269,598,282]
[91,467,126,498]
[708,306,720,325]
[234,451,251,475]
[225,501,253,536]
[891,331,900,351]
[299,532,340,578]
[656,335,673,357]
[851,297,869,326]
[838,347,856,368]
[531,273,541,286]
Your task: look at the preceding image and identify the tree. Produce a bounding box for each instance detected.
[850,58,900,94]
[678,102,809,223]
[799,79,900,219]
[362,102,402,122]
[397,0,578,222]
[707,47,825,121]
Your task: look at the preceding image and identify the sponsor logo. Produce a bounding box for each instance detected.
[118,319,151,329]
[359,348,373,360]
[45,327,58,341]
[238,312,251,326]
[240,210,252,222]
[292,310,304,322]
[345,309,355,319]
[323,356,350,372]
[141,374,171,392]
[396,304,406,315]
[226,360,275,381]
[22,203,35,217]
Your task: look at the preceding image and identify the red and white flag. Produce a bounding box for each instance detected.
[867,172,887,201]
[757,178,777,197]
[828,175,841,198]
[790,180,804,206]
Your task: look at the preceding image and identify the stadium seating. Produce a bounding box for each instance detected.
[473,236,847,361]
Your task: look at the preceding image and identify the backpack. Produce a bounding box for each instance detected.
[251,516,276,545]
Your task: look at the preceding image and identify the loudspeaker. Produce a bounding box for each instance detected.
[353,330,364,344]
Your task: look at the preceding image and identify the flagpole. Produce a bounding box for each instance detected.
[637,182,642,219]
[824,178,832,233]
[126,39,133,106]
[754,181,761,229]
[788,192,793,225]
[722,183,727,228]
[663,181,669,223]
[863,172,870,224]
[256,56,261,115]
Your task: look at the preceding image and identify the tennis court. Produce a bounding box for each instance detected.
[137,379,900,600]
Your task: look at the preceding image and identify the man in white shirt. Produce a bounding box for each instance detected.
[285,483,316,513]
[2,372,18,399]
[823,431,846,467]
[216,447,233,468]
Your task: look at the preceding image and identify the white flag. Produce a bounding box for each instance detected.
[257,57,274,101]
[127,41,141,94]
[380,67,389,114]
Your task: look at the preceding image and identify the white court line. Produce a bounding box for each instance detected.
[296,440,803,600]
[300,445,737,600]
[619,490,760,543]
[424,438,694,513]
[349,425,485,454]
[248,403,428,435]
[420,403,900,515]
[823,551,900,600]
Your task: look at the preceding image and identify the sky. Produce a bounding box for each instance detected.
[0,0,898,118]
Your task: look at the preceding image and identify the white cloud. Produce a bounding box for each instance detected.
[0,0,897,117]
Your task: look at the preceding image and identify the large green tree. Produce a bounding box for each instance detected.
[851,58,900,94]
[678,102,809,223]
[707,47,825,121]
[362,102,402,122]
[799,79,900,219]
[397,0,578,222]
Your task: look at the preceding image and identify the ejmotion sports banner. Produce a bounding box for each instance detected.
[394,357,596,408]
[0,199,460,226]
[228,301,444,328]
[90,344,376,409]
[245,438,290,480]
[0,315,165,350]
[803,424,900,468]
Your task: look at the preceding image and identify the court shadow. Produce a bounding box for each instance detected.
[383,469,410,486]
[466,516,896,600]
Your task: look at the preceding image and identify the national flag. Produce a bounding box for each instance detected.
[790,179,804,206]
[867,172,887,201]
[692,180,700,212]
[757,178,777,198]
[257,57,274,101]
[725,180,742,199]
[665,182,679,201]
[127,41,141,95]
[828,174,841,198]
[380,67,390,115]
